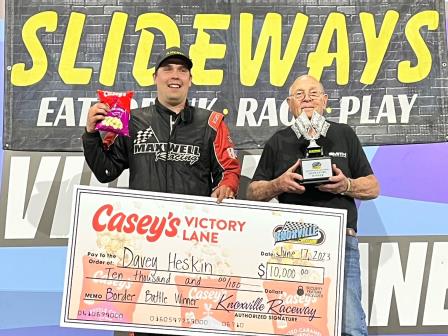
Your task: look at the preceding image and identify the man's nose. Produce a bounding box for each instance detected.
[302,94,313,102]
[173,68,185,77]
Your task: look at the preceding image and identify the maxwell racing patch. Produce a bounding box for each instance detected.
[133,126,200,165]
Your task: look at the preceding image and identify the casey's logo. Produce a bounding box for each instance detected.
[92,204,181,242]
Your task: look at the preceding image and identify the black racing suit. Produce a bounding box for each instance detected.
[82,99,240,196]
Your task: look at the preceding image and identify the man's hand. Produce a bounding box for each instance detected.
[273,159,306,195]
[317,164,349,194]
[86,103,110,133]
[247,159,306,201]
[318,164,380,199]
[211,185,235,203]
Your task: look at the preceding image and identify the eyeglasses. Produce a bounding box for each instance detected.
[289,90,323,101]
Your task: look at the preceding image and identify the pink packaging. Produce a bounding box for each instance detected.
[95,90,133,136]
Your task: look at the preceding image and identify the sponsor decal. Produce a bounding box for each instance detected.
[328,152,347,158]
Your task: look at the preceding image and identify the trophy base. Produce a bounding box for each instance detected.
[299,177,331,185]
[299,156,333,185]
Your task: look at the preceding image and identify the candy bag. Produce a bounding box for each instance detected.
[95,90,133,136]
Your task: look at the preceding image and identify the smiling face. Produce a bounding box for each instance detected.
[287,75,328,119]
[154,57,192,113]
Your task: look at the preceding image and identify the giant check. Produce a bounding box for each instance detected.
[61,185,347,336]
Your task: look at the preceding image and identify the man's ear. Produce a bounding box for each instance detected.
[286,96,293,109]
[322,93,328,107]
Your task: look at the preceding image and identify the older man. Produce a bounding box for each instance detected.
[247,75,379,336]
[83,47,240,203]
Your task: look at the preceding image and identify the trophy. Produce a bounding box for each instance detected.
[300,137,333,184]
[292,111,333,185]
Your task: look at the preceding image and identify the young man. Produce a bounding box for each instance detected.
[83,47,240,202]
[247,75,380,336]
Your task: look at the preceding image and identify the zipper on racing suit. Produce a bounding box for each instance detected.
[165,114,180,192]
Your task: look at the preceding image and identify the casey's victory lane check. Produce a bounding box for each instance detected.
[61,186,347,336]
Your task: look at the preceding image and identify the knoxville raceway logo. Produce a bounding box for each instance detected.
[274,221,325,245]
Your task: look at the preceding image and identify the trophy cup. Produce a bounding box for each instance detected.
[300,137,333,184]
